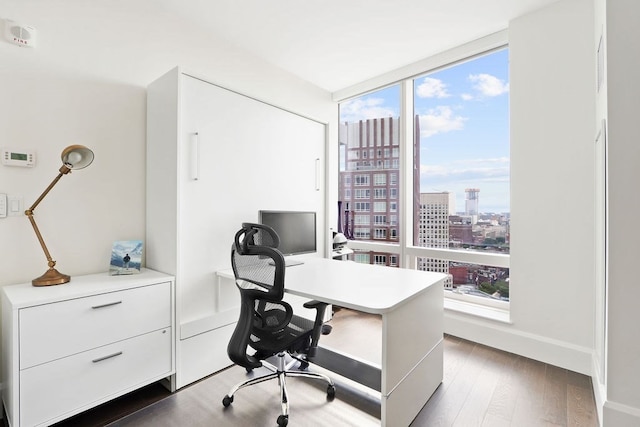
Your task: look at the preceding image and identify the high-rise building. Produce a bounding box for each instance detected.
[465,188,480,217]
[337,116,420,266]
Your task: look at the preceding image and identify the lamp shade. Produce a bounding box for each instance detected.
[61,145,94,170]
[333,232,347,246]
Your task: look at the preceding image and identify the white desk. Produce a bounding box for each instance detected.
[218,258,446,427]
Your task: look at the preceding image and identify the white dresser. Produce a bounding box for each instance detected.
[1,269,175,427]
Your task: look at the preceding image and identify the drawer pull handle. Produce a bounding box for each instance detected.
[92,351,123,363]
[91,301,122,309]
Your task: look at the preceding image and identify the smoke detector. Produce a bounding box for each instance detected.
[4,19,37,48]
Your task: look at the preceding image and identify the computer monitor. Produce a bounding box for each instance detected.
[258,210,317,256]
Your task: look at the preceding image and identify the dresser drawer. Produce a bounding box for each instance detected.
[19,281,171,369]
[20,327,172,427]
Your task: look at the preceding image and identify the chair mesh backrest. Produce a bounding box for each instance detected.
[232,251,275,293]
[231,223,284,301]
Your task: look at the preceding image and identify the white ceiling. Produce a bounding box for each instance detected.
[2,0,560,93]
[161,0,561,92]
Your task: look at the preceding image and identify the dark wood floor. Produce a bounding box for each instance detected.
[50,308,598,427]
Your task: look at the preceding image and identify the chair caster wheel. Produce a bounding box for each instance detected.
[327,384,336,399]
[277,414,289,426]
[222,395,233,407]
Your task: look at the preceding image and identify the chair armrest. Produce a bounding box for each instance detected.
[303,300,328,309]
[303,300,331,359]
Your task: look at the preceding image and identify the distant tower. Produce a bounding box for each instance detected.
[417,192,454,288]
[465,188,480,216]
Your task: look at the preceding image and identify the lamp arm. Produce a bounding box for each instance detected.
[24,166,71,269]
[26,166,70,213]
[25,211,56,268]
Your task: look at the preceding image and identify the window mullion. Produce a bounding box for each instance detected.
[400,80,413,268]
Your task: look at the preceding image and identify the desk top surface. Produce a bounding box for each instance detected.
[219,258,446,314]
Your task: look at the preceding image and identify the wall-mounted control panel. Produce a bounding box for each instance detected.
[2,147,36,167]
[0,194,6,218]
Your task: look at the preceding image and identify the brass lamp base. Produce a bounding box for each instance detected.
[32,268,70,287]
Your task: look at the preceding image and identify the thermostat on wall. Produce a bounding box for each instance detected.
[2,147,36,167]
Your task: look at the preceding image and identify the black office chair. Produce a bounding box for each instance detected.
[222,223,335,427]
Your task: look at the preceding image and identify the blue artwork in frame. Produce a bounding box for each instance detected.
[110,240,143,275]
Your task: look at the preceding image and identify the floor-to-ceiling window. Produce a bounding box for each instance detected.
[338,47,510,310]
[413,48,510,301]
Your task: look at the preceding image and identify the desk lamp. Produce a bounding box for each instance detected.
[333,232,347,250]
[25,145,94,286]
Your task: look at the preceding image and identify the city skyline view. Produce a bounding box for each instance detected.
[337,50,510,295]
[340,49,510,214]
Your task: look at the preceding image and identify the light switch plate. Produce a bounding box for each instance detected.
[7,196,23,216]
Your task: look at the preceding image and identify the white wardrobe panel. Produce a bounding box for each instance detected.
[178,75,325,321]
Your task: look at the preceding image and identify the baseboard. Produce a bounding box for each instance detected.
[590,355,640,426]
[444,310,592,375]
[603,400,640,426]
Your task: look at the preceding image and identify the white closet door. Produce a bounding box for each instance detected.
[178,74,325,322]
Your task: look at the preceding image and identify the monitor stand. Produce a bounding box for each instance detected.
[267,258,305,267]
[284,257,304,267]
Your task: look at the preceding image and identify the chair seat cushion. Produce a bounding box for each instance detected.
[250,314,315,356]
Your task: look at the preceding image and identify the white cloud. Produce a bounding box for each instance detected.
[420,158,510,182]
[420,164,450,177]
[461,93,473,101]
[340,97,396,122]
[418,106,466,138]
[469,73,509,97]
[416,77,450,98]
[463,157,510,165]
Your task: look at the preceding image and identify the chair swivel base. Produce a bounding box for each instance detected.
[222,353,336,427]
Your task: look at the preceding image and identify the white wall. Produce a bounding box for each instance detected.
[510,0,595,359]
[601,0,640,424]
[0,74,148,286]
[445,0,597,374]
[0,1,335,287]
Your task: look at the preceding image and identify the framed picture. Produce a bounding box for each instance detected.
[110,240,143,275]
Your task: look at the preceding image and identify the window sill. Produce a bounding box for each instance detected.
[444,298,511,324]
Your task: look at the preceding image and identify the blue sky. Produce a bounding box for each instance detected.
[340,49,510,213]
